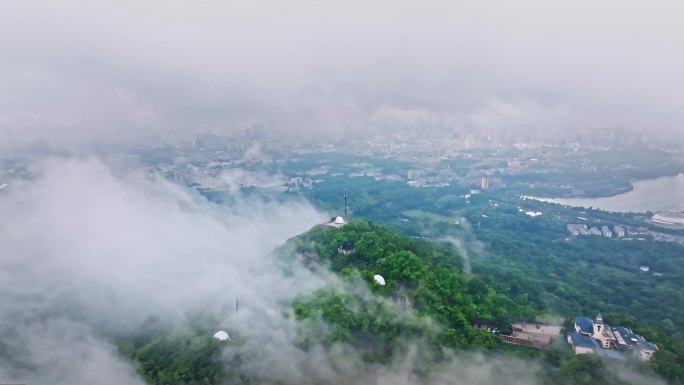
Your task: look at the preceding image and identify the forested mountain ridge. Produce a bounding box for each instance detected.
[298,169,684,385]
[281,219,535,348]
[284,220,684,385]
[117,219,681,385]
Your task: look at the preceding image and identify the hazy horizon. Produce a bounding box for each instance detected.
[1,0,683,145]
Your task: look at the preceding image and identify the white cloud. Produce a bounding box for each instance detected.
[0,157,329,383]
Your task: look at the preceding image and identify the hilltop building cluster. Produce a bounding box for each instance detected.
[567,314,658,361]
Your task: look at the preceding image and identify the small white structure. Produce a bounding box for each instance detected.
[323,216,347,229]
[213,331,231,341]
[373,274,386,286]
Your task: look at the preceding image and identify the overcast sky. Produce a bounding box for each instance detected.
[1,0,683,143]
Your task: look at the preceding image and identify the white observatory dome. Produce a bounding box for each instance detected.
[373,274,386,286]
[213,331,230,341]
[334,216,345,224]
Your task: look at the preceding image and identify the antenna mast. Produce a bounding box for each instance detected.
[344,190,348,218]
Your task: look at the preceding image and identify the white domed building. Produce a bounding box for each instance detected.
[320,192,350,229]
[323,216,347,229]
[213,331,231,341]
[651,211,684,226]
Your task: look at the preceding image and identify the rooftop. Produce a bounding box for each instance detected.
[637,341,658,352]
[595,313,604,324]
[569,332,598,349]
[575,317,594,334]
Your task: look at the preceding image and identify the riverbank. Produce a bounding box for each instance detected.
[527,173,684,213]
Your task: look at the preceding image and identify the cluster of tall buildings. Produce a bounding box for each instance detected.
[566,224,626,238]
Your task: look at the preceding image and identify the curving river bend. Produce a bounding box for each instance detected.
[532,174,684,213]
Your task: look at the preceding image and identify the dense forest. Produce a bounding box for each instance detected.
[293,169,684,384]
[116,219,682,384]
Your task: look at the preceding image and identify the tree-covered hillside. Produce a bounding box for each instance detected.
[116,219,678,385]
[284,220,537,346]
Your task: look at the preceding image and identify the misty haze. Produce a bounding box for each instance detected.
[1,1,684,385]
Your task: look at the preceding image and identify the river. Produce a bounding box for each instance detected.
[532,173,684,213]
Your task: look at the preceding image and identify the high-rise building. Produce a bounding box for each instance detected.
[481,175,490,190]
